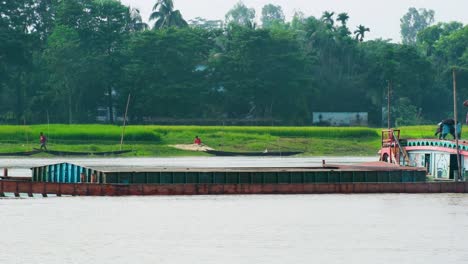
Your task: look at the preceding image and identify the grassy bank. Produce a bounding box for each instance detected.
[0,125,438,157]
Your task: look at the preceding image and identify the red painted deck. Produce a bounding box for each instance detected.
[1,180,467,196]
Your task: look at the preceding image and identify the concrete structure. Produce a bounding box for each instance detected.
[313,112,368,126]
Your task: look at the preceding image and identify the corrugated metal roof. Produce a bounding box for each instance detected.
[30,162,426,173]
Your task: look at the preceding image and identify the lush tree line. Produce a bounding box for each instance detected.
[1,0,467,126]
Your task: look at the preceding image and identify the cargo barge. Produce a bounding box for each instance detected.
[1,160,467,196]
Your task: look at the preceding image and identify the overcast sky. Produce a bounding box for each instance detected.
[120,0,468,42]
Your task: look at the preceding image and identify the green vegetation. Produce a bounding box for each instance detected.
[1,1,467,127]
[398,125,438,138]
[0,124,445,157]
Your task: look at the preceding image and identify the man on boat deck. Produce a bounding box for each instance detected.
[437,119,456,140]
[194,136,202,145]
[435,122,443,139]
[441,124,451,139]
[39,132,47,150]
[456,121,462,139]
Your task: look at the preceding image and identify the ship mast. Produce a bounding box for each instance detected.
[387,80,392,129]
[453,68,461,181]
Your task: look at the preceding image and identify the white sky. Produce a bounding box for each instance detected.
[120,0,468,42]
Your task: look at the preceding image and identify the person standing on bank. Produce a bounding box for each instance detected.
[194,136,202,145]
[39,132,48,150]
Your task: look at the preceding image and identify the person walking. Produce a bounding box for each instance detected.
[39,132,48,150]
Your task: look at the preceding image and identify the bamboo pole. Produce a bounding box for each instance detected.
[120,94,131,150]
[453,68,461,181]
[47,110,50,144]
[387,80,391,129]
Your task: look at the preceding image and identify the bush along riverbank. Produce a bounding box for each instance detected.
[0,125,438,157]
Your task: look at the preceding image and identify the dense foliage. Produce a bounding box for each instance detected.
[1,1,467,126]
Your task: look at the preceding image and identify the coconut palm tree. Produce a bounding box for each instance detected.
[336,13,349,27]
[129,8,148,32]
[321,11,335,28]
[354,25,370,42]
[336,12,350,36]
[149,0,188,29]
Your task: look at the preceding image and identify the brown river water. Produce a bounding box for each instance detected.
[1,157,468,263]
[1,194,468,264]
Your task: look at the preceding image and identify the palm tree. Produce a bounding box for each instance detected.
[336,13,349,27]
[336,13,350,36]
[321,11,335,28]
[354,25,370,42]
[149,0,188,29]
[129,8,149,32]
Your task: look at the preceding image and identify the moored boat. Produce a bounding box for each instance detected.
[205,150,303,157]
[379,129,467,180]
[0,150,42,156]
[33,148,133,156]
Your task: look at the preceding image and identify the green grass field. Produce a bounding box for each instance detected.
[0,124,439,157]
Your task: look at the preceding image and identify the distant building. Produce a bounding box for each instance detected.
[312,112,368,126]
[189,17,224,30]
[96,88,125,123]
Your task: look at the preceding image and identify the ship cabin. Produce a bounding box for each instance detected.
[380,129,467,180]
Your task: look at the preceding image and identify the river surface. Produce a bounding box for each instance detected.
[1,194,468,264]
[2,157,468,263]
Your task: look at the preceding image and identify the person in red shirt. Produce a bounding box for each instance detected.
[194,136,202,145]
[39,132,48,150]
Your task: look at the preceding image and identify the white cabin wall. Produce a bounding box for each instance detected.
[409,153,425,167]
[408,151,451,178]
[433,153,450,178]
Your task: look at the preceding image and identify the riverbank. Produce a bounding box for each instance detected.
[0,125,437,157]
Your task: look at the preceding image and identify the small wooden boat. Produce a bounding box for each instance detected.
[0,150,42,156]
[34,149,132,156]
[205,150,302,157]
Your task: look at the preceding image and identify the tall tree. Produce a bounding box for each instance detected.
[123,28,212,120]
[149,0,188,29]
[417,22,463,56]
[261,4,285,28]
[290,11,306,30]
[92,0,131,123]
[129,8,149,32]
[0,0,35,123]
[44,25,83,124]
[321,11,335,29]
[400,7,435,45]
[225,1,255,27]
[336,12,350,37]
[336,12,349,27]
[30,0,59,41]
[210,25,313,124]
[354,25,370,42]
